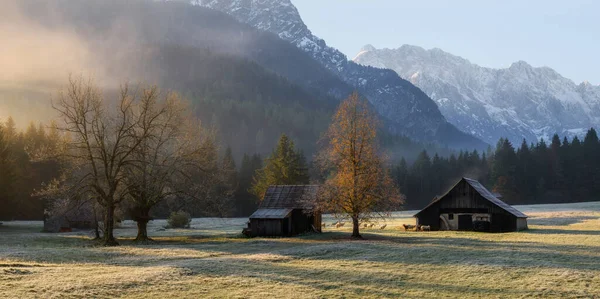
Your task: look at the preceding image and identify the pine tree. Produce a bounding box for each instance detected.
[221,146,238,190]
[234,153,262,216]
[392,158,408,193]
[516,139,535,202]
[583,129,600,195]
[492,138,518,202]
[250,134,309,199]
[548,134,567,199]
[0,125,16,220]
[411,150,431,204]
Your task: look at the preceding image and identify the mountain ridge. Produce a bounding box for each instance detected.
[354,44,600,144]
[191,0,486,149]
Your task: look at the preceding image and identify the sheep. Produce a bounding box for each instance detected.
[403,224,416,231]
[379,224,387,230]
[339,222,345,227]
[420,225,431,231]
[369,223,375,228]
[363,223,368,228]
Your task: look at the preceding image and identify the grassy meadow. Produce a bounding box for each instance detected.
[1,202,600,298]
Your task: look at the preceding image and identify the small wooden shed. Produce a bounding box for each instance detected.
[414,178,527,232]
[246,185,321,237]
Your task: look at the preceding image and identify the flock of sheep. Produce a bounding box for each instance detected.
[322,222,430,231]
[402,224,431,231]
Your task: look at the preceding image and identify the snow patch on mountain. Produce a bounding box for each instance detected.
[354,44,600,144]
[187,0,485,148]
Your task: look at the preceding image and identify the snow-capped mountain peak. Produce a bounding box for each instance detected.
[354,44,600,144]
[186,0,485,149]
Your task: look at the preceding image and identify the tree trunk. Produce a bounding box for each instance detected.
[103,205,119,246]
[351,216,361,238]
[92,205,101,240]
[93,217,101,240]
[135,220,150,242]
[132,207,152,243]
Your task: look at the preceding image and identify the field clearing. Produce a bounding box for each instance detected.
[1,202,600,298]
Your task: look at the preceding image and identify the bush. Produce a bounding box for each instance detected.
[167,210,191,229]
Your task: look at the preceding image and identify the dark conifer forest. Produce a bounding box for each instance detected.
[393,129,600,209]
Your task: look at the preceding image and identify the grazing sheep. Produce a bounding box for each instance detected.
[369,223,375,228]
[403,224,416,231]
[379,224,387,230]
[363,223,368,228]
[335,222,346,228]
[420,225,431,231]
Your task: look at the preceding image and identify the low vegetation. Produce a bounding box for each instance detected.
[1,202,599,298]
[166,211,192,229]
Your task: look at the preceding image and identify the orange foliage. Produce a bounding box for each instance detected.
[317,92,404,237]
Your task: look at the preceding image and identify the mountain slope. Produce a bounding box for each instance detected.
[192,0,486,149]
[4,0,454,160]
[3,0,349,157]
[354,44,600,144]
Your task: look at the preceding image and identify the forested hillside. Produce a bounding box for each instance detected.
[2,0,455,159]
[0,119,61,220]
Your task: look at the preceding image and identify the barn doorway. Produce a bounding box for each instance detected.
[458,215,473,230]
[282,218,290,235]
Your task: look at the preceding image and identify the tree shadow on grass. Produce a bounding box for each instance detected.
[146,250,579,298]
[528,215,598,226]
[3,223,600,274]
[523,228,600,235]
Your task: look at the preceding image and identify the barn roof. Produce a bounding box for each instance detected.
[259,185,319,209]
[414,178,527,218]
[249,208,293,219]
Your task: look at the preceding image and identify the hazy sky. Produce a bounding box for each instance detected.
[292,0,599,85]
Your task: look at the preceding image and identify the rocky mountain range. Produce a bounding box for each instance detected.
[4,0,461,159]
[354,44,600,145]
[191,0,486,149]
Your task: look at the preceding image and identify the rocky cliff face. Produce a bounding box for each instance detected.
[192,0,486,149]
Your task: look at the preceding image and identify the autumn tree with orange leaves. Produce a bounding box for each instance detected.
[316,92,404,238]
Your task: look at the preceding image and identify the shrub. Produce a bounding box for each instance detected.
[167,210,192,229]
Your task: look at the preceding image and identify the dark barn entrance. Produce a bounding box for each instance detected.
[458,215,473,230]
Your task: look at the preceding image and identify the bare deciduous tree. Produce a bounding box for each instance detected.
[123,88,222,242]
[52,77,164,246]
[50,76,228,245]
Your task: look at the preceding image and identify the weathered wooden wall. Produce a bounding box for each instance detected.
[251,209,322,237]
[416,180,525,232]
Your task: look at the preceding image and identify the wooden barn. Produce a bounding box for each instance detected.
[414,178,528,232]
[245,185,321,237]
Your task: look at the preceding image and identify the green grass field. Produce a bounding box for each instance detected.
[1,202,600,298]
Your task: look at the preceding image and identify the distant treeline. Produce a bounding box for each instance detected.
[394,128,600,209]
[3,110,599,219]
[0,118,60,220]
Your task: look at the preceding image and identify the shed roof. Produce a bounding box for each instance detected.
[249,208,293,219]
[260,185,319,209]
[414,178,527,218]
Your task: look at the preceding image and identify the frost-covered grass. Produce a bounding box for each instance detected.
[1,202,600,298]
